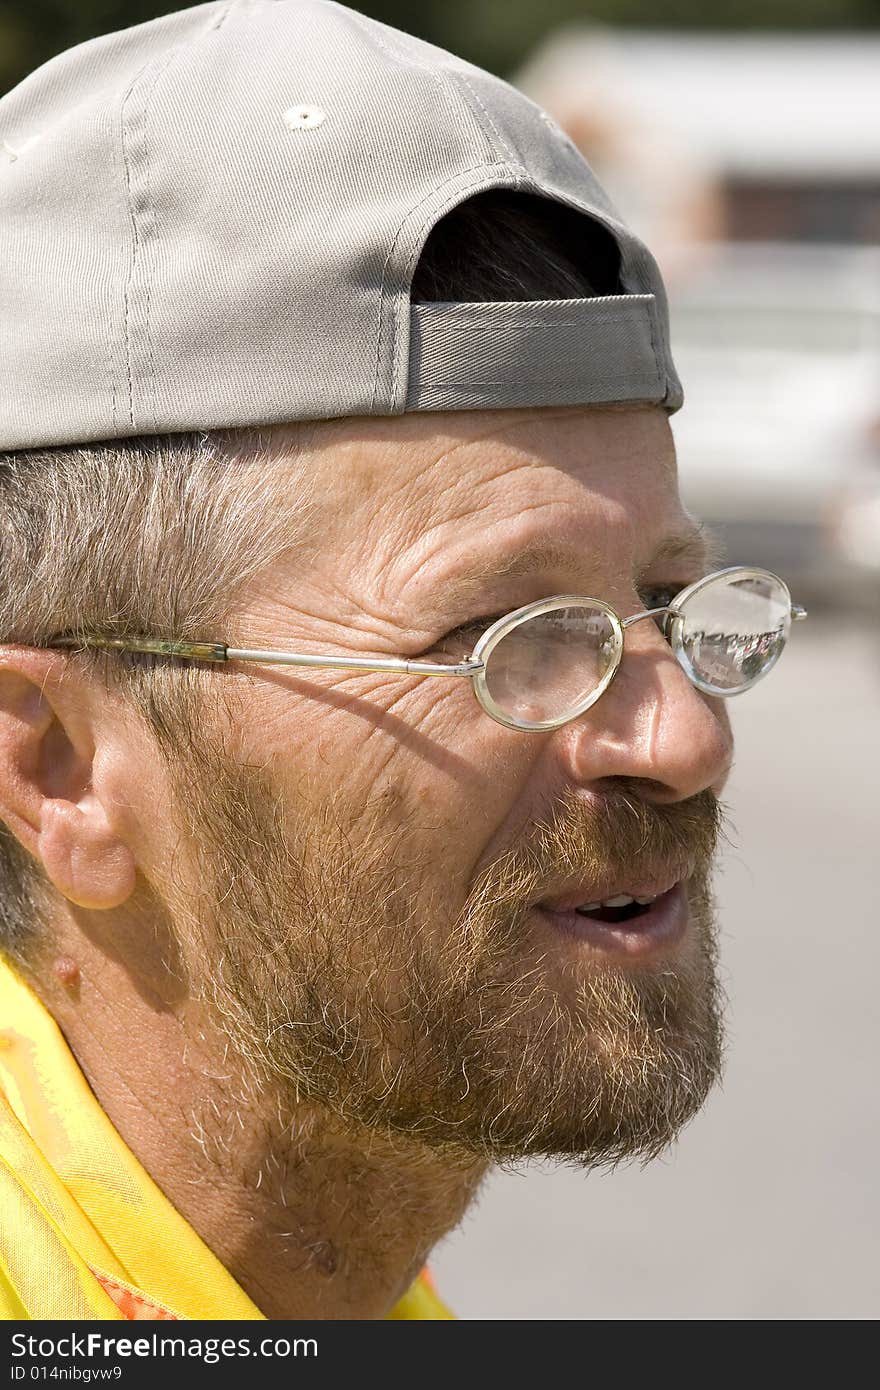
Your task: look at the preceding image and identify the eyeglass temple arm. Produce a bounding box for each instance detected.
[225,647,483,677]
[49,635,484,678]
[49,594,809,669]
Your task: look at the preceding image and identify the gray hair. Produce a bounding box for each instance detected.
[0,190,607,957]
[0,427,317,956]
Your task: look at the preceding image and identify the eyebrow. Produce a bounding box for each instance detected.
[638,520,727,582]
[437,520,726,609]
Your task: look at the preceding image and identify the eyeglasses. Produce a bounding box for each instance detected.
[50,565,807,734]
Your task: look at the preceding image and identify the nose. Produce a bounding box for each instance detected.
[555,618,734,802]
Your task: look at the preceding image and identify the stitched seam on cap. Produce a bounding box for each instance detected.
[214,0,244,31]
[118,4,234,431]
[415,383,664,407]
[369,162,513,413]
[331,4,448,100]
[331,2,491,165]
[409,299,661,406]
[390,165,530,410]
[447,70,522,171]
[421,311,651,335]
[107,105,127,435]
[383,156,525,412]
[328,1,500,414]
[644,295,663,396]
[119,78,144,430]
[415,296,655,326]
[384,165,525,412]
[138,62,165,428]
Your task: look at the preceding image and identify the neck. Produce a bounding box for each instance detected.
[29,931,484,1319]
[181,1093,482,1318]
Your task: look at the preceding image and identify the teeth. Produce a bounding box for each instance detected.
[574,891,662,915]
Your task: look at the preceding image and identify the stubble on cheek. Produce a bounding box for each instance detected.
[162,730,726,1167]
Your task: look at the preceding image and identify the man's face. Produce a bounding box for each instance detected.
[143,404,733,1166]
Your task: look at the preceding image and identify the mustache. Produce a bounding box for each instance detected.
[465,782,727,919]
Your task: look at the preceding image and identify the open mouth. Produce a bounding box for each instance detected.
[534,882,689,958]
[573,897,655,925]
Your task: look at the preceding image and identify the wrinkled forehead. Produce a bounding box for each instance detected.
[249,405,706,628]
[301,404,682,564]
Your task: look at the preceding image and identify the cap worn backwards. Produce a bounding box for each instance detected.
[0,0,683,452]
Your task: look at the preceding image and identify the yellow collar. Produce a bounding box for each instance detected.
[0,957,451,1320]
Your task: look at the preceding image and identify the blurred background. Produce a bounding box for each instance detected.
[3,1,878,1319]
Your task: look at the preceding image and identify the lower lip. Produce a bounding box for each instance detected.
[533,882,689,959]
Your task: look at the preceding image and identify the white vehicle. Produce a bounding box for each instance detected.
[668,242,880,606]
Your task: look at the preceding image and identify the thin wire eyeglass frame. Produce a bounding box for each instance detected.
[49,564,808,735]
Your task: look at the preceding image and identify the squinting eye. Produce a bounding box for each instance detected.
[429,615,508,654]
[639,584,683,611]
[428,587,691,656]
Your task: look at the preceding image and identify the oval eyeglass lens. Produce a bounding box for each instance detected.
[483,604,618,727]
[676,571,792,693]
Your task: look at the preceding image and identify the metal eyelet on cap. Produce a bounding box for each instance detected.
[283,105,326,131]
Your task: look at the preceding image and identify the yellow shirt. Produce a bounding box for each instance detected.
[0,957,451,1320]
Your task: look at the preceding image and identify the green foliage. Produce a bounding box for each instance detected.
[2,0,880,95]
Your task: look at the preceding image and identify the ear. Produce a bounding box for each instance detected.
[0,647,136,910]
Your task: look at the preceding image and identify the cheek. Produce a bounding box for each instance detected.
[251,675,535,879]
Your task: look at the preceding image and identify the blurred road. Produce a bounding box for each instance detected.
[432,613,880,1320]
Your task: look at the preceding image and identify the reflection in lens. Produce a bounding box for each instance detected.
[483,604,618,726]
[675,572,791,693]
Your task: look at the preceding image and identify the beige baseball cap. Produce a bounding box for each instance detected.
[0,0,683,452]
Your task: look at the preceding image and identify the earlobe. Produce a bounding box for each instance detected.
[38,798,136,910]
